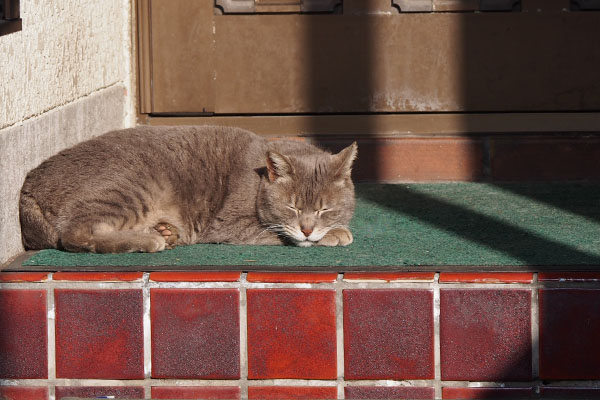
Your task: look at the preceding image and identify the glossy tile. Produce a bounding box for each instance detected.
[344,289,434,380]
[151,289,240,378]
[55,386,144,399]
[55,289,144,379]
[247,289,337,379]
[247,272,337,283]
[439,272,533,284]
[440,289,532,381]
[0,386,48,400]
[248,387,337,399]
[0,290,47,378]
[151,386,241,399]
[0,272,48,282]
[343,272,435,282]
[149,271,241,282]
[52,272,143,281]
[442,387,533,399]
[539,289,600,379]
[345,386,435,399]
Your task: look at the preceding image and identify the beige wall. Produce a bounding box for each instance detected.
[0,0,134,264]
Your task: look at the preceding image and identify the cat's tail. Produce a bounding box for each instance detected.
[19,189,59,250]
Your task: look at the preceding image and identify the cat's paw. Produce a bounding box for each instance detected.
[317,227,353,247]
[144,235,167,253]
[154,223,180,249]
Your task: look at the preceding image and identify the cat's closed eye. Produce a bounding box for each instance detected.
[286,205,301,215]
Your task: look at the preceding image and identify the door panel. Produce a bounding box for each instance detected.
[150,1,215,113]
[142,0,600,115]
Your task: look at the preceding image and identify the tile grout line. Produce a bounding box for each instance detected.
[142,272,152,398]
[336,273,345,399]
[531,272,540,395]
[433,272,442,400]
[47,275,56,400]
[239,273,249,400]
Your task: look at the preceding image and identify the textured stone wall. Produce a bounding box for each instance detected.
[0,0,133,264]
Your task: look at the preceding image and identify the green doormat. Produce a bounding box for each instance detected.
[23,183,600,267]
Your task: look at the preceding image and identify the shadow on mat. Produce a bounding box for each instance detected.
[357,184,600,266]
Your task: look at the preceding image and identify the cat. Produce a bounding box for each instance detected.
[19,125,357,253]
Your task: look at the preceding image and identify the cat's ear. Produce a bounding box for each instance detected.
[266,151,294,183]
[332,142,358,184]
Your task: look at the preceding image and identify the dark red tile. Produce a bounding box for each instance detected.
[538,272,600,282]
[440,289,532,381]
[247,272,337,283]
[248,387,337,399]
[439,272,533,284]
[247,289,336,379]
[539,289,600,379]
[55,386,144,399]
[345,386,435,399]
[150,271,241,282]
[344,289,434,380]
[491,137,600,181]
[0,387,48,400]
[151,289,240,378]
[52,272,143,281]
[540,387,600,399]
[0,273,48,282]
[442,387,533,399]
[0,290,47,378]
[344,272,435,282]
[55,289,143,379]
[152,386,241,399]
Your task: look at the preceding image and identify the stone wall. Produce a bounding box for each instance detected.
[0,0,134,264]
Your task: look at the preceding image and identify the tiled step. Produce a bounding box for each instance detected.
[1,271,600,399]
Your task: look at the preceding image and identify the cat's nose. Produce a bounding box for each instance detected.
[301,227,313,237]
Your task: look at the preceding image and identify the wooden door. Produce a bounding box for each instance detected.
[137,0,600,135]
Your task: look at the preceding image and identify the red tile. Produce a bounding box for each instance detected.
[344,289,434,380]
[0,290,47,378]
[247,272,337,283]
[0,273,48,282]
[442,387,533,399]
[345,386,435,399]
[439,272,533,284]
[55,386,144,399]
[538,272,600,282]
[440,289,532,381]
[55,289,144,379]
[247,289,337,379]
[52,272,143,281]
[491,137,600,181]
[152,386,241,399]
[150,271,241,282]
[344,272,435,282]
[539,289,600,379]
[248,387,337,399]
[151,289,240,378]
[0,387,48,400]
[335,138,485,182]
[540,387,600,399]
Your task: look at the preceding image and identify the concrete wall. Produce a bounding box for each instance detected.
[0,1,134,264]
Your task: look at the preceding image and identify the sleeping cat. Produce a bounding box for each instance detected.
[19,125,357,253]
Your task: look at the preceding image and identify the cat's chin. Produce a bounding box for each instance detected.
[296,240,314,248]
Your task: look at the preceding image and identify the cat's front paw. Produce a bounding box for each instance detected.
[317,227,353,247]
[154,223,180,249]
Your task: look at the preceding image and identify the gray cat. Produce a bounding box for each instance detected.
[19,125,357,253]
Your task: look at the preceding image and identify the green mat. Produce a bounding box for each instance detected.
[23,183,600,267]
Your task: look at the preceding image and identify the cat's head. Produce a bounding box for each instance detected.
[257,142,357,247]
